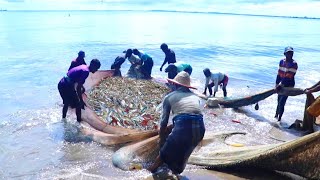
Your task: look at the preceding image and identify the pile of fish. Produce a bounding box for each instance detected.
[87,77,170,130]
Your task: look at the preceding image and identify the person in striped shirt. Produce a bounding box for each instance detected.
[275,46,298,121]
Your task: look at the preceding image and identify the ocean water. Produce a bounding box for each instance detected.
[0,10,320,179]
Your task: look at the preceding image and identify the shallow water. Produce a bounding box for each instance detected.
[0,10,319,179]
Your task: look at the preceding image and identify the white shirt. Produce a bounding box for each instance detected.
[205,72,225,93]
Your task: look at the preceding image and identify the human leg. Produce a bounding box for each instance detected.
[76,106,82,122]
[221,75,228,97]
[207,82,214,96]
[145,58,154,79]
[222,86,227,97]
[277,95,289,121]
[147,155,164,173]
[58,79,70,119]
[275,95,281,118]
[62,104,68,118]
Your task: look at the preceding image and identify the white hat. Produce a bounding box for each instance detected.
[167,71,197,89]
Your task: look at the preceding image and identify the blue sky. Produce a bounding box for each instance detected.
[1,0,320,17]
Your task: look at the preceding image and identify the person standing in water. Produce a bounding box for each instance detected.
[148,71,205,174]
[275,46,298,121]
[133,49,154,79]
[160,43,176,72]
[68,51,86,70]
[58,59,101,122]
[165,62,192,79]
[111,49,133,77]
[202,68,229,97]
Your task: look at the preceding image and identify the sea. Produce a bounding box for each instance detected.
[0,10,320,179]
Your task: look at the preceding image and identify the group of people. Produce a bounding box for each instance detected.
[58,51,101,122]
[111,48,154,79]
[57,44,320,176]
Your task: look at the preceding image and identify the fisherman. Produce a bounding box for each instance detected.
[68,51,86,70]
[275,46,298,122]
[111,49,133,77]
[148,71,205,174]
[165,62,192,79]
[202,68,228,97]
[133,49,154,79]
[58,59,101,122]
[160,43,176,72]
[125,49,144,79]
[303,81,320,130]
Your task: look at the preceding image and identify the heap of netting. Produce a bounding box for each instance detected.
[87,77,170,130]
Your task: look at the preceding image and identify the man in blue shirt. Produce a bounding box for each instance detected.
[133,49,154,79]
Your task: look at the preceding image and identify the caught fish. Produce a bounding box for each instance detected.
[87,77,169,130]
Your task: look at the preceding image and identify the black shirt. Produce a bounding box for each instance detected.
[111,56,126,69]
[165,49,176,64]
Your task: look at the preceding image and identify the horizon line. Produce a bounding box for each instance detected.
[1,9,319,20]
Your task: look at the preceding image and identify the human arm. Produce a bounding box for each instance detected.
[160,56,168,71]
[77,72,89,109]
[305,81,320,94]
[159,96,171,146]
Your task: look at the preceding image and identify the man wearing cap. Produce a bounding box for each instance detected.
[160,43,176,72]
[58,59,101,122]
[202,68,228,97]
[275,46,298,121]
[68,51,86,70]
[165,61,192,79]
[148,71,205,174]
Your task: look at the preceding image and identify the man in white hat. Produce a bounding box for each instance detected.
[274,46,298,121]
[148,71,205,174]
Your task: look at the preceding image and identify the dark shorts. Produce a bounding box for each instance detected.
[58,77,79,108]
[220,75,228,86]
[160,114,205,174]
[208,74,229,88]
[141,58,154,78]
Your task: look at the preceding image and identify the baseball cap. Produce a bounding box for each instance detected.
[284,46,294,53]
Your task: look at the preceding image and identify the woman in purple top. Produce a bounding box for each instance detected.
[58,59,101,122]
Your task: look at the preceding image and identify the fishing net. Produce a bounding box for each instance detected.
[86,77,170,130]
